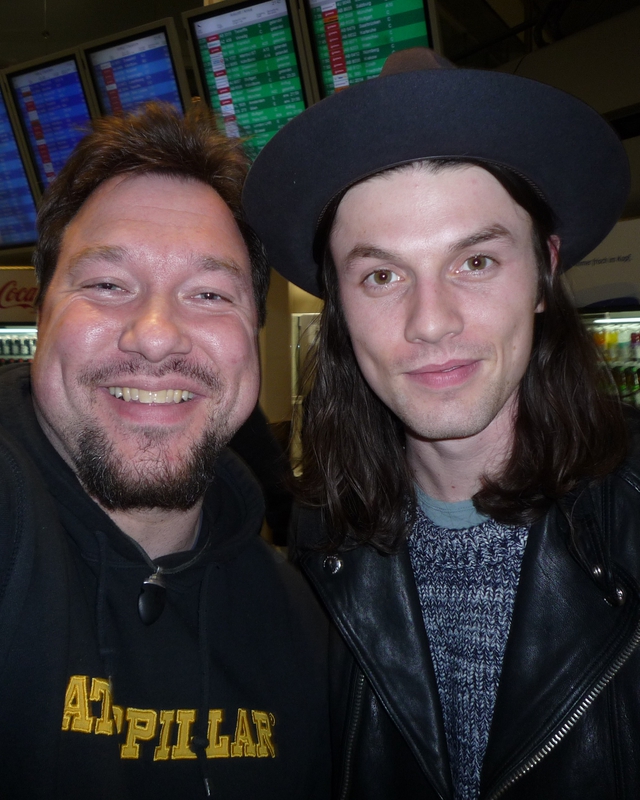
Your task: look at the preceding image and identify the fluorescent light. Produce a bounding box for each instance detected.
[591,317,640,324]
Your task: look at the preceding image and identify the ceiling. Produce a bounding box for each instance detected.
[439,0,640,68]
[0,0,638,75]
[0,0,201,72]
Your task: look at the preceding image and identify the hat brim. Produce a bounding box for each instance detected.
[243,69,630,297]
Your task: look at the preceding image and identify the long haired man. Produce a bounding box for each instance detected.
[244,49,640,799]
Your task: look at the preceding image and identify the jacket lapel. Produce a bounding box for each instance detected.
[481,504,640,796]
[302,537,453,799]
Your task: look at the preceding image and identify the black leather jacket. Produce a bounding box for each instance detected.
[296,457,640,799]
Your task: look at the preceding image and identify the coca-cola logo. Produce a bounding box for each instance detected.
[0,280,37,310]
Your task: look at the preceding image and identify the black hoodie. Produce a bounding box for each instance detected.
[0,364,331,799]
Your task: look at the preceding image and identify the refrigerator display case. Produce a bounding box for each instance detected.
[584,310,640,406]
[0,325,37,365]
[0,266,38,365]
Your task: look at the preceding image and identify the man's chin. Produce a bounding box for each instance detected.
[72,422,229,512]
[403,406,497,443]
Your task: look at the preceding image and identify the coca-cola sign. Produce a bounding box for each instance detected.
[0,280,37,310]
[0,269,37,322]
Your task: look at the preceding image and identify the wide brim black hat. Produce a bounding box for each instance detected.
[243,49,630,298]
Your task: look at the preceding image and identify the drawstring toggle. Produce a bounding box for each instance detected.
[138,569,166,625]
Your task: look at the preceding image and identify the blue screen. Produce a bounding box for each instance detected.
[88,31,182,114]
[0,93,37,247]
[10,58,92,187]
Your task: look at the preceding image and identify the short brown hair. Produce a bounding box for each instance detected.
[33,102,269,324]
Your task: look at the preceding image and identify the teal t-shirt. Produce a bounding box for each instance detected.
[415,484,488,529]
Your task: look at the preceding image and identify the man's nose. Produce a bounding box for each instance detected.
[118,296,191,362]
[404,277,464,344]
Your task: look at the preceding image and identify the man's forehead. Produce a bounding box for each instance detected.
[59,174,244,254]
[69,173,231,225]
[332,161,532,236]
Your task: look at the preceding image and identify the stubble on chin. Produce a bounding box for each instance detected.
[69,418,232,511]
[400,380,520,445]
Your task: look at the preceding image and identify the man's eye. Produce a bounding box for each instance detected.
[461,255,493,271]
[364,269,399,287]
[198,291,223,301]
[88,282,121,291]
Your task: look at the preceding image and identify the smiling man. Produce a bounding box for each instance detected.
[243,50,640,799]
[0,104,329,799]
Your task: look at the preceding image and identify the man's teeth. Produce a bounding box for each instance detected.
[108,387,195,404]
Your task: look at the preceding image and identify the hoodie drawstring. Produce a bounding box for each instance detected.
[192,562,214,797]
[96,530,117,692]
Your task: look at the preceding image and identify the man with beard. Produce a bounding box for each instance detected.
[243,50,640,799]
[0,103,330,799]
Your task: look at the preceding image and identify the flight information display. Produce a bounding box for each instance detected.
[87,31,183,114]
[307,0,430,95]
[0,94,37,247]
[190,0,306,152]
[9,58,92,187]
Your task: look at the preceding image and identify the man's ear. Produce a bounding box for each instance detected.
[535,235,560,314]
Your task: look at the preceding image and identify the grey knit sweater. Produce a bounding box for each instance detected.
[408,505,528,800]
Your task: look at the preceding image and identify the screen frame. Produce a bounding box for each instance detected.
[1,47,100,191]
[183,0,320,125]
[0,75,42,254]
[300,0,440,98]
[81,17,192,115]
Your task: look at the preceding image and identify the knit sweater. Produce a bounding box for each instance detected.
[408,507,528,800]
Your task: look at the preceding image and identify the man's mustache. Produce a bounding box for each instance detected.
[77,356,223,391]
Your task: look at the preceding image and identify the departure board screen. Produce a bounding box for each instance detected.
[87,31,183,115]
[307,0,430,95]
[0,94,37,247]
[190,0,306,152]
[9,58,92,187]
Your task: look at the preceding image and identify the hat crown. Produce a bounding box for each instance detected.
[244,52,630,296]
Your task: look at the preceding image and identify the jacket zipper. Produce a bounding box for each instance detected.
[339,669,366,800]
[487,615,640,799]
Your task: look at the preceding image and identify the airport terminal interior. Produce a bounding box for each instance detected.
[0,0,638,465]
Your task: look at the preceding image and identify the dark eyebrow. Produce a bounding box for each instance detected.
[448,224,515,254]
[66,246,244,278]
[190,253,243,276]
[341,225,517,272]
[342,245,399,271]
[66,245,128,276]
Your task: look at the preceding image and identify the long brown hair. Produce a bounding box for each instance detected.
[296,159,627,552]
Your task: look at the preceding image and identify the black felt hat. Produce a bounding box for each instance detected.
[243,48,630,297]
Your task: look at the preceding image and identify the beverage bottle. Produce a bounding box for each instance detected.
[605,328,619,362]
[618,329,631,362]
[612,365,626,398]
[625,366,639,406]
[593,328,606,357]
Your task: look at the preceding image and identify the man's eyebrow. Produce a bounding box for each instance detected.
[341,226,516,271]
[67,245,128,275]
[190,254,243,276]
[342,245,399,271]
[448,224,516,253]
[66,247,244,278]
